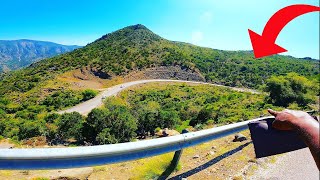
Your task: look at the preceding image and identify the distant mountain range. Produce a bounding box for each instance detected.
[0,39,81,72]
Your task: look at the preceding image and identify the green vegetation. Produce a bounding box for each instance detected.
[0,24,318,143]
[117,83,277,137]
[56,112,84,141]
[41,89,98,111]
[84,99,137,144]
[130,153,177,180]
[0,89,97,142]
[0,24,318,101]
[0,83,266,143]
[265,73,318,107]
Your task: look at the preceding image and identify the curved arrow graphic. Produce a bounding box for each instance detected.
[248,4,320,58]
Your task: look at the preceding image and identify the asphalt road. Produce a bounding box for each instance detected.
[250,148,319,180]
[58,79,258,115]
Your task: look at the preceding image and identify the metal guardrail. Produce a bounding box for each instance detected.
[0,116,274,170]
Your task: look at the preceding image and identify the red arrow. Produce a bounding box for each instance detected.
[248,4,320,58]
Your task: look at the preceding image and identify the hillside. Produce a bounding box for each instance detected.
[0,39,81,72]
[0,24,318,106]
[0,24,319,143]
[1,24,318,91]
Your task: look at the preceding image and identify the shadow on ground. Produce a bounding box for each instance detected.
[158,141,252,180]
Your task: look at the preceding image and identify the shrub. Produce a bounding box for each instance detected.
[57,112,84,141]
[41,90,82,110]
[82,89,98,101]
[265,73,315,107]
[44,113,60,123]
[155,127,161,133]
[18,119,46,140]
[83,104,137,145]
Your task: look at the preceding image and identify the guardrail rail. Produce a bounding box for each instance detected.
[0,116,280,170]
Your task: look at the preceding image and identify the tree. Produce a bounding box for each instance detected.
[83,108,110,143]
[82,89,97,101]
[104,105,137,143]
[18,119,46,140]
[96,128,117,144]
[265,73,315,107]
[57,112,84,141]
[83,104,137,145]
[190,104,217,126]
[158,110,180,129]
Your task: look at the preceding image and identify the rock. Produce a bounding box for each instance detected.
[156,128,180,137]
[162,128,169,137]
[193,154,200,159]
[233,133,247,142]
[206,151,215,157]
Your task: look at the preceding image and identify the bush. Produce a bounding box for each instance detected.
[41,90,82,110]
[265,73,315,107]
[0,109,6,119]
[95,128,118,144]
[18,119,46,140]
[83,104,137,145]
[57,112,84,141]
[44,113,60,123]
[190,104,217,126]
[155,127,161,133]
[82,89,98,101]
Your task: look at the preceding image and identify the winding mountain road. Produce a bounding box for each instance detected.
[58,79,258,115]
[56,79,318,178]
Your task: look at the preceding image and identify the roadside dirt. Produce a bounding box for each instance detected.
[0,139,14,149]
[56,66,206,91]
[86,130,264,180]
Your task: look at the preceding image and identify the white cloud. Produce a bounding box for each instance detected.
[191,31,203,44]
[200,11,213,24]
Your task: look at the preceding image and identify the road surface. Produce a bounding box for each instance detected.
[58,79,258,115]
[250,148,319,180]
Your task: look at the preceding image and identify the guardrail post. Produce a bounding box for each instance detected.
[159,129,188,180]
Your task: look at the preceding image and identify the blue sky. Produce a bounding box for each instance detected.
[0,0,319,58]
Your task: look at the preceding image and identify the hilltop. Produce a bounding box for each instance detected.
[0,39,81,72]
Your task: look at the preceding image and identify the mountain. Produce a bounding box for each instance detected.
[0,24,318,95]
[0,24,318,145]
[0,39,81,72]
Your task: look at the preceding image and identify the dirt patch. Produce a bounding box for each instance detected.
[56,66,206,90]
[124,66,205,82]
[0,139,15,149]
[22,136,47,147]
[56,67,110,90]
[0,168,93,180]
